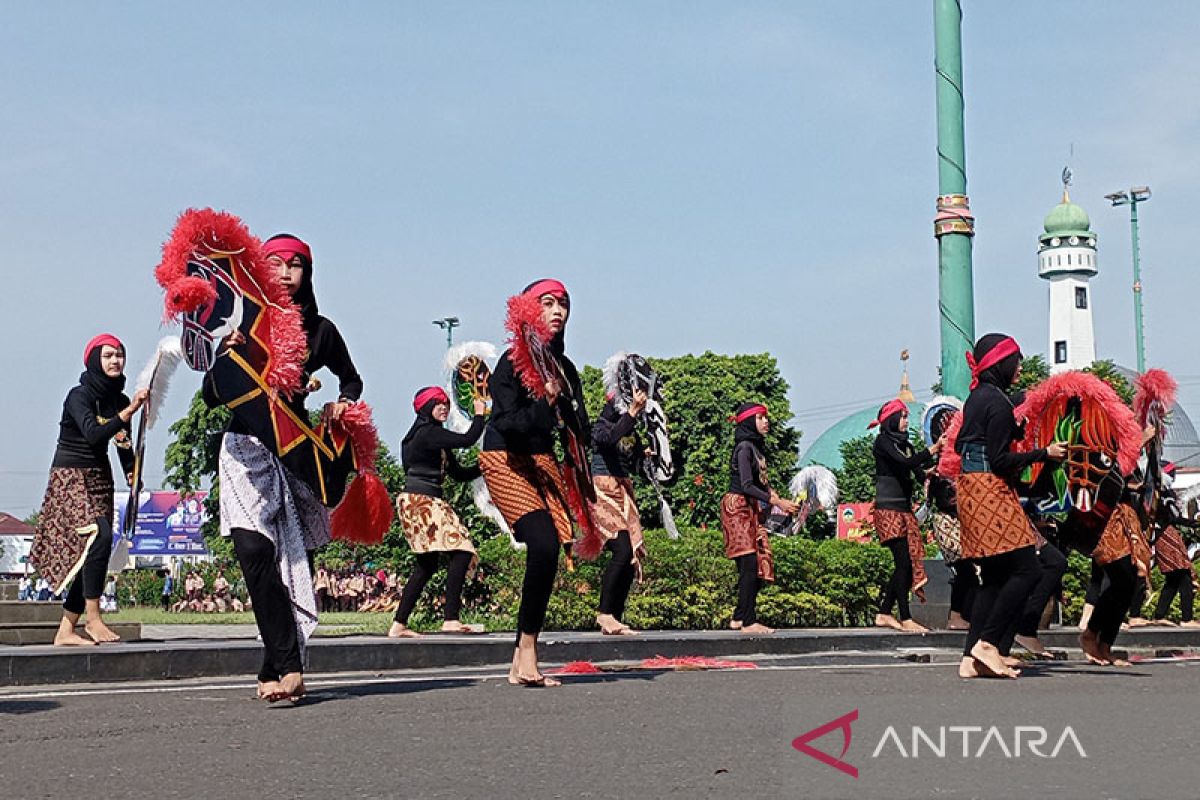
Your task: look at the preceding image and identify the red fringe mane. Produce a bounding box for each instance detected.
[1015,370,1142,475]
[1134,368,1177,427]
[937,410,964,478]
[155,208,306,394]
[329,401,394,545]
[504,291,553,399]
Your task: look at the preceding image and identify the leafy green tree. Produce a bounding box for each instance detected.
[833,435,875,504]
[1084,359,1134,406]
[163,390,232,558]
[579,352,801,529]
[1014,353,1050,392]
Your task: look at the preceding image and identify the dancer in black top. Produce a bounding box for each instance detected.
[870,399,942,632]
[31,334,148,645]
[389,386,488,637]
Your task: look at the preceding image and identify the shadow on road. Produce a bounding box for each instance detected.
[0,699,61,715]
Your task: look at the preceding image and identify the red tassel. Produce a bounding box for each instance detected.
[331,472,393,545]
[572,526,606,561]
[1134,368,1177,427]
[548,661,603,675]
[504,291,553,398]
[640,655,757,670]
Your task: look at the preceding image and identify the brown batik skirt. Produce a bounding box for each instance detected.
[1094,503,1151,568]
[1154,525,1192,574]
[719,492,775,583]
[955,472,1037,559]
[396,492,479,579]
[873,508,928,591]
[589,475,646,575]
[29,466,114,593]
[478,451,574,545]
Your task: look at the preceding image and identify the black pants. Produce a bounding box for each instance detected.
[1087,557,1137,646]
[1128,579,1148,619]
[1155,569,1195,622]
[997,543,1067,654]
[598,531,636,618]
[232,528,303,682]
[513,511,560,644]
[949,560,977,618]
[963,545,1041,656]
[393,550,474,625]
[1085,561,1103,605]
[879,537,912,621]
[733,553,761,626]
[63,515,114,615]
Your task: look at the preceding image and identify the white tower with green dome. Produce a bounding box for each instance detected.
[1039,177,1098,372]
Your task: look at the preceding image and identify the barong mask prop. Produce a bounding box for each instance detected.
[922,395,962,449]
[505,284,598,552]
[1014,371,1141,555]
[123,336,185,540]
[155,209,392,544]
[1133,368,1177,522]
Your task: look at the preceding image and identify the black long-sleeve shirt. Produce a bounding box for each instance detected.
[51,384,134,477]
[482,349,590,455]
[203,314,363,434]
[728,440,770,504]
[956,383,1046,481]
[402,414,486,498]
[590,400,640,478]
[873,433,934,511]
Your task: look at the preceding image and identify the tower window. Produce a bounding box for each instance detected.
[1067,254,1072,265]
[1055,341,1068,364]
[1075,287,1088,309]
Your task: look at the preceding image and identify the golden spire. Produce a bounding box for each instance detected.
[898,350,915,402]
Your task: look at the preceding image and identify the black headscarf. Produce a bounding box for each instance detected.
[401,396,442,449]
[973,333,1022,390]
[522,278,569,355]
[80,342,127,410]
[733,401,766,448]
[266,233,320,332]
[880,407,908,443]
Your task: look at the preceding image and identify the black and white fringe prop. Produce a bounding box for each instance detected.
[788,465,839,534]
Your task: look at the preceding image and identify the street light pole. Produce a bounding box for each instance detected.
[432,316,460,349]
[1105,187,1151,373]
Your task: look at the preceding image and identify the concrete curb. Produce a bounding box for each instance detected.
[3,626,1200,686]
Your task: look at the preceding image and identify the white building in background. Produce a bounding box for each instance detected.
[1039,187,1098,372]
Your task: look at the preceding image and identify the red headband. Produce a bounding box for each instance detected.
[523,279,567,299]
[868,398,908,429]
[731,404,768,424]
[83,333,123,366]
[413,386,449,413]
[262,236,312,263]
[965,337,1021,390]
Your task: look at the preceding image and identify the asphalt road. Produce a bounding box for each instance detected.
[1,652,1197,799]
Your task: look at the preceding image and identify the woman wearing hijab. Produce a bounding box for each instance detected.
[205,233,363,703]
[479,279,590,687]
[720,402,798,634]
[954,334,1066,678]
[389,386,488,637]
[31,334,148,646]
[871,399,943,632]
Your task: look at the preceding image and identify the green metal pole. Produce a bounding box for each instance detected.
[1130,200,1145,373]
[932,0,976,399]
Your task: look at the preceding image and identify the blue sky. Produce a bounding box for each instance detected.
[2,2,1198,516]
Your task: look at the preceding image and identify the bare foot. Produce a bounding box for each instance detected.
[1002,655,1023,669]
[54,628,98,647]
[729,620,743,630]
[970,641,1018,678]
[84,619,122,643]
[257,681,285,701]
[507,635,561,687]
[279,672,306,700]
[1079,629,1110,665]
[440,621,484,634]
[875,613,903,631]
[387,622,421,638]
[959,655,1008,679]
[1179,620,1200,629]
[1151,619,1179,627]
[597,613,630,635]
[740,622,775,634]
[947,611,970,630]
[1127,617,1153,628]
[899,619,929,633]
[1014,634,1048,655]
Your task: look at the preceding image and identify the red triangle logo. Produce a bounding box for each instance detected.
[792,709,859,779]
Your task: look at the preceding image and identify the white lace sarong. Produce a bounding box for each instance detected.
[219,433,330,653]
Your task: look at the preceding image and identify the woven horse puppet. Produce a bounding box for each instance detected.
[155,208,391,544]
[1133,369,1177,523]
[1014,371,1142,555]
[600,351,680,539]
